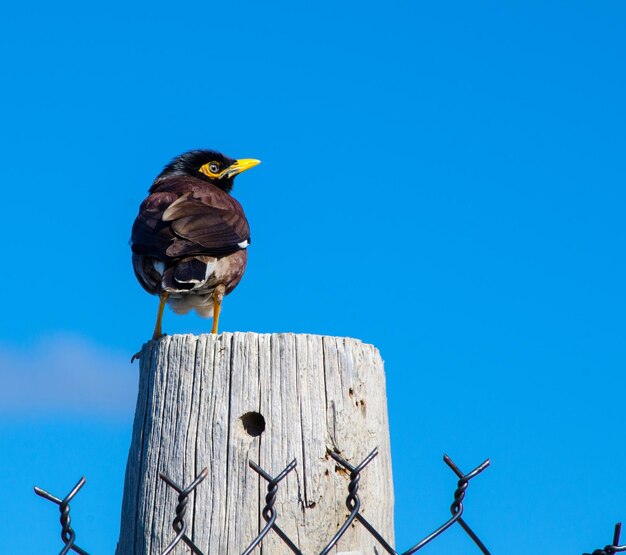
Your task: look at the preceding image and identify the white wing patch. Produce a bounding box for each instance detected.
[238,240,249,249]
[204,260,216,280]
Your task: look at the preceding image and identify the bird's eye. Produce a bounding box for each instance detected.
[209,162,220,174]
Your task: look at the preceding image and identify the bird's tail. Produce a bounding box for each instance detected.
[162,257,215,291]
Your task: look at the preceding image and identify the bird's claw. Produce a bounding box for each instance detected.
[131,333,168,363]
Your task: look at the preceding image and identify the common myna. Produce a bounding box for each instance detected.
[131,149,259,339]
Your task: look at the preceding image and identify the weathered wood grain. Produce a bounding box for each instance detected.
[116,333,394,555]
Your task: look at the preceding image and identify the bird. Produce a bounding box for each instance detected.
[131,149,260,341]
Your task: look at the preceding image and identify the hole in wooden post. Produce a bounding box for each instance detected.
[240,411,265,437]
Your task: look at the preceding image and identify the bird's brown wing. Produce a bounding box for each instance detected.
[131,178,250,261]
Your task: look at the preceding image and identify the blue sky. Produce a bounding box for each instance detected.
[1,1,625,553]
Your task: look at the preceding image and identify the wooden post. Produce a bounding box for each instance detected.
[116,333,394,555]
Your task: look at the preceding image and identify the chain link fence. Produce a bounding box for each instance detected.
[35,447,624,555]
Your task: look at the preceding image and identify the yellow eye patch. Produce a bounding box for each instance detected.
[199,162,222,178]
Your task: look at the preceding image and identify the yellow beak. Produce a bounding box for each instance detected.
[225,158,261,178]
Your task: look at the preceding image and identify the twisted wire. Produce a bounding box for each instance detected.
[34,477,90,555]
[394,454,490,555]
[159,467,208,555]
[444,455,491,554]
[321,448,392,555]
[584,523,626,555]
[241,458,300,555]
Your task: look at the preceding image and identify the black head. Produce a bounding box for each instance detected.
[153,149,260,193]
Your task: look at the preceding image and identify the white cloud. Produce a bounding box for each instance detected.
[0,335,138,418]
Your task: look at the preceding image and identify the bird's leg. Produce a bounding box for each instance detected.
[211,285,225,334]
[131,292,170,363]
[153,291,170,340]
